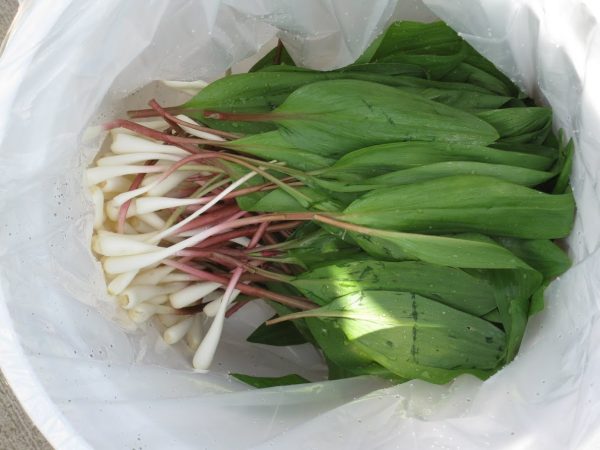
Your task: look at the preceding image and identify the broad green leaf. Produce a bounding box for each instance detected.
[471,268,538,361]
[226,131,335,170]
[463,44,520,97]
[414,88,511,112]
[370,21,464,60]
[477,108,552,143]
[286,229,362,269]
[369,161,554,187]
[319,141,553,181]
[305,317,398,380]
[278,290,505,384]
[292,260,498,316]
[529,282,548,315]
[494,237,571,279]
[183,71,339,134]
[247,316,308,346]
[340,62,426,78]
[443,62,515,96]
[342,175,575,239]
[266,80,500,156]
[377,51,466,79]
[490,142,559,160]
[552,139,574,194]
[346,227,537,271]
[231,373,309,388]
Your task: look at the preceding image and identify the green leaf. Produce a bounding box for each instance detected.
[277,290,506,384]
[461,44,520,97]
[340,62,426,78]
[370,21,463,59]
[247,316,308,346]
[369,161,554,187]
[378,51,466,80]
[320,141,552,182]
[183,71,337,134]
[342,175,575,239]
[226,131,335,170]
[443,63,515,96]
[346,228,536,270]
[269,80,500,156]
[477,108,552,143]
[529,282,548,315]
[552,138,574,194]
[494,237,571,279]
[490,142,559,160]
[231,373,310,388]
[292,260,498,316]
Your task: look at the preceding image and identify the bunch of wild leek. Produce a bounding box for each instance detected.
[87,21,574,388]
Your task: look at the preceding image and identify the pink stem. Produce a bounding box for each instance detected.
[118,160,157,233]
[225,220,270,318]
[163,260,315,310]
[173,205,242,235]
[148,99,185,135]
[104,119,215,153]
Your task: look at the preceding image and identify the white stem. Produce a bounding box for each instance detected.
[176,115,226,141]
[106,199,136,221]
[90,186,105,230]
[169,282,221,309]
[193,289,240,369]
[130,218,158,234]
[93,232,160,256]
[147,294,168,305]
[134,196,201,215]
[159,273,197,283]
[103,171,257,274]
[128,303,175,323]
[147,171,191,196]
[137,212,166,230]
[158,313,183,327]
[96,152,182,166]
[107,270,139,295]
[149,170,256,242]
[100,176,133,193]
[163,317,194,344]
[86,165,163,186]
[119,282,188,309]
[109,165,209,207]
[111,133,188,155]
[133,266,175,285]
[186,315,204,350]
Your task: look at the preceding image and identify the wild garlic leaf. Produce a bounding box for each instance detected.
[231,373,310,388]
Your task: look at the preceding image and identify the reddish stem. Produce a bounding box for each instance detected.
[186,179,303,206]
[128,108,242,139]
[164,260,315,310]
[193,221,301,249]
[174,204,241,235]
[274,39,284,65]
[118,160,157,233]
[148,99,185,135]
[147,99,241,140]
[104,119,201,153]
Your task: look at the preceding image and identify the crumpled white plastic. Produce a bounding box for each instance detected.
[0,0,599,449]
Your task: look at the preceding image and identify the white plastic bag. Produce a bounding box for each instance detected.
[1,0,599,448]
